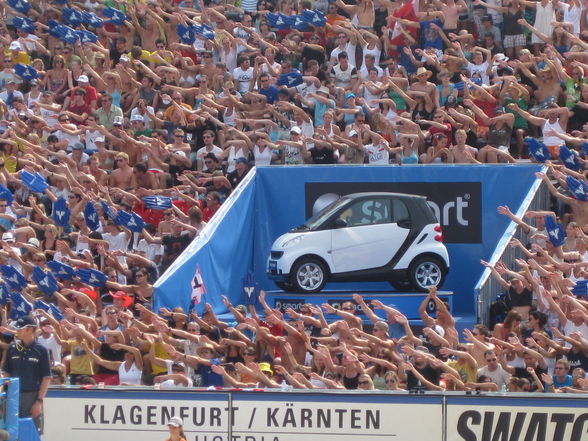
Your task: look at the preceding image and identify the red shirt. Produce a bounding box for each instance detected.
[69,85,98,108]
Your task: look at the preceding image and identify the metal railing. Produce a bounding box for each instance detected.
[474,178,551,326]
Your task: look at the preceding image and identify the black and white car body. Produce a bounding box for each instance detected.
[267,192,450,293]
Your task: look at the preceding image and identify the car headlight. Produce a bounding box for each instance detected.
[281,235,305,248]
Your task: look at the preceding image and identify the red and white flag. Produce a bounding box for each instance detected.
[191,265,206,304]
[389,0,420,47]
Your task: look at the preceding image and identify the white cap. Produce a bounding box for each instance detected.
[130,114,144,122]
[168,417,183,427]
[77,75,89,83]
[174,151,187,157]
[9,41,21,51]
[120,54,129,62]
[95,136,105,143]
[2,232,14,242]
[348,129,358,137]
[290,126,301,135]
[494,53,509,64]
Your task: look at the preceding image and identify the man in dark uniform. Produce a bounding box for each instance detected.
[2,316,51,432]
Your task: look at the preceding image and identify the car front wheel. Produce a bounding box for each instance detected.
[291,258,327,293]
[409,257,446,292]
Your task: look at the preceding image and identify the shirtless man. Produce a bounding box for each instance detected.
[109,152,133,189]
[514,57,561,104]
[131,162,159,190]
[536,170,588,227]
[87,153,108,186]
[448,129,480,163]
[335,0,375,29]
[433,0,468,32]
[322,301,363,331]
[409,67,437,99]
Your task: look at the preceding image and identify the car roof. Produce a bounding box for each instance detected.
[342,192,428,201]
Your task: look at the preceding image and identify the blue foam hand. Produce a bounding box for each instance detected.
[77,30,98,44]
[558,146,583,171]
[13,16,35,33]
[49,303,64,321]
[115,210,146,232]
[8,0,31,14]
[566,175,588,202]
[56,24,80,44]
[100,200,117,220]
[572,280,588,297]
[544,215,566,247]
[102,7,127,25]
[34,299,51,312]
[52,196,70,227]
[311,10,327,26]
[0,283,9,306]
[46,260,75,280]
[76,268,107,287]
[14,63,39,81]
[82,11,104,28]
[10,292,32,318]
[242,271,258,306]
[0,183,13,205]
[177,23,196,44]
[84,202,100,230]
[32,266,59,295]
[20,170,49,193]
[143,195,172,210]
[526,137,550,163]
[292,14,310,30]
[47,19,59,29]
[276,71,302,87]
[63,7,84,27]
[193,23,215,40]
[267,12,291,30]
[0,265,27,291]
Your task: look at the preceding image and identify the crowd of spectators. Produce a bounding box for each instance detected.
[0,0,586,394]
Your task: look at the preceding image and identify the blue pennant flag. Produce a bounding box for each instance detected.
[56,24,80,44]
[267,13,291,30]
[100,200,117,220]
[20,170,48,193]
[193,23,215,40]
[292,14,310,31]
[544,215,566,247]
[566,175,588,201]
[34,299,51,312]
[47,19,59,30]
[0,183,13,205]
[10,292,32,318]
[276,71,303,87]
[76,268,107,287]
[242,271,258,306]
[77,30,98,44]
[572,280,588,298]
[13,16,35,33]
[177,23,196,45]
[52,197,70,227]
[84,202,100,231]
[558,146,583,171]
[82,11,104,28]
[302,10,326,27]
[46,260,75,280]
[63,7,84,27]
[32,266,59,296]
[143,195,172,210]
[49,303,64,321]
[115,210,146,232]
[14,64,39,82]
[0,283,9,306]
[8,0,31,14]
[526,137,550,163]
[102,7,127,26]
[1,265,27,291]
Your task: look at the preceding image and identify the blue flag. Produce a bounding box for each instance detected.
[84,202,100,231]
[267,13,291,30]
[13,16,35,33]
[544,215,566,247]
[0,283,9,306]
[566,175,588,201]
[46,260,76,280]
[10,292,32,318]
[20,170,48,193]
[115,210,146,232]
[77,30,98,44]
[558,146,583,171]
[82,11,104,28]
[14,64,39,81]
[34,299,51,312]
[177,23,196,44]
[52,197,70,227]
[276,71,303,87]
[100,200,117,220]
[49,303,64,321]
[8,0,31,14]
[63,7,84,27]
[242,271,258,306]
[572,280,588,298]
[102,7,127,25]
[0,265,27,291]
[302,10,326,27]
[143,195,172,210]
[32,266,59,295]
[193,23,215,40]
[76,268,107,287]
[0,183,13,205]
[526,138,550,163]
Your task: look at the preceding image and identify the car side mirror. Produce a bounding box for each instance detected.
[333,218,347,229]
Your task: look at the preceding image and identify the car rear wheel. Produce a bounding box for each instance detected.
[291,258,327,293]
[409,257,446,292]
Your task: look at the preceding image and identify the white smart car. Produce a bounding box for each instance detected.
[267,192,450,293]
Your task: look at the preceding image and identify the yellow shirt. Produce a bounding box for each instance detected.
[6,50,31,65]
[148,341,170,375]
[67,339,94,375]
[447,359,478,383]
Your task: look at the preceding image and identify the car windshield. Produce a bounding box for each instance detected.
[303,197,350,230]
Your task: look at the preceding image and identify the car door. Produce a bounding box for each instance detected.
[330,197,410,273]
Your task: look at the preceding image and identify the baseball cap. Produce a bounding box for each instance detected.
[113,116,124,126]
[130,114,144,122]
[348,129,358,137]
[168,417,183,427]
[77,75,89,83]
[120,54,130,63]
[27,237,40,248]
[11,316,38,330]
[2,232,15,243]
[235,157,248,165]
[9,41,21,51]
[345,92,356,100]
[95,136,105,143]
[72,142,84,150]
[290,126,301,135]
[317,86,329,95]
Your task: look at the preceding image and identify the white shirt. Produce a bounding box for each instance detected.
[38,333,62,365]
[466,61,490,86]
[232,66,254,93]
[364,142,390,164]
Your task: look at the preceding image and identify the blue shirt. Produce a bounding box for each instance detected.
[197,358,224,387]
[259,86,279,105]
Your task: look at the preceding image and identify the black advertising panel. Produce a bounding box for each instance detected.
[305,182,482,243]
